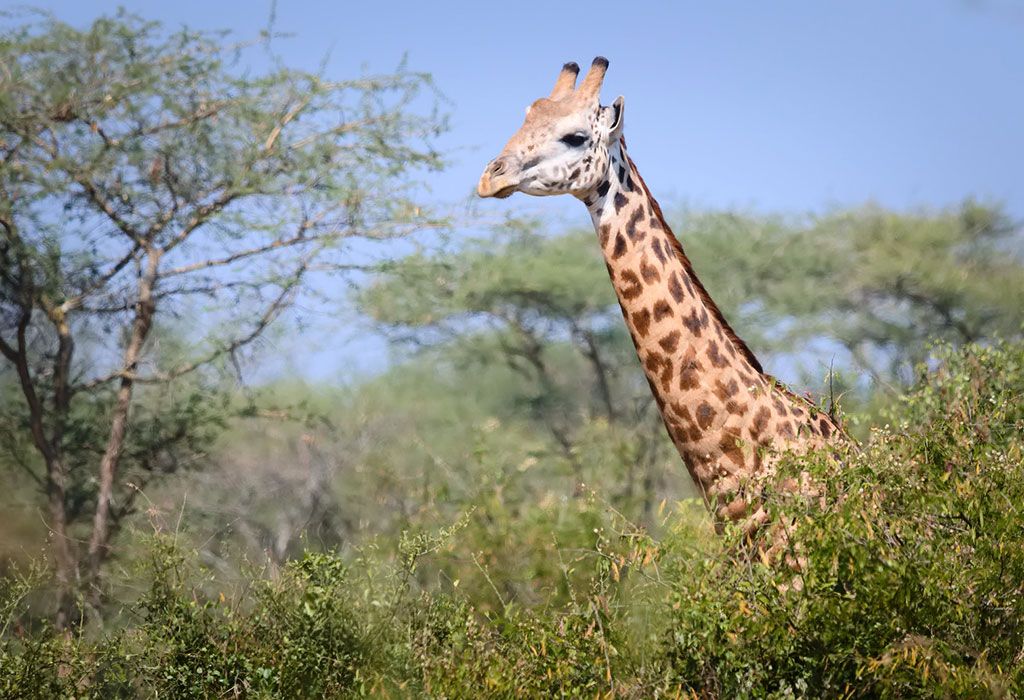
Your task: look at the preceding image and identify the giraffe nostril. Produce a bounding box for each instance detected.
[488,158,508,176]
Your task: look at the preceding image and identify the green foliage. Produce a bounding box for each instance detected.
[3,341,1022,697]
[0,537,428,698]
[660,339,1024,698]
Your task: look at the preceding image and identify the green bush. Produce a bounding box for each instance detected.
[0,539,427,698]
[661,340,1024,698]
[1,340,1022,698]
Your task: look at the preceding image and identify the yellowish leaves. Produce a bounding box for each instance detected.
[861,510,875,539]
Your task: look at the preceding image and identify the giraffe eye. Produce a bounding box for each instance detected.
[559,133,588,148]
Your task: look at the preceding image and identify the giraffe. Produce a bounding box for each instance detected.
[477,57,843,535]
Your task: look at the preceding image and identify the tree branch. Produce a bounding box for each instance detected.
[144,267,306,383]
[71,174,147,246]
[62,243,142,311]
[160,189,239,252]
[161,215,324,277]
[263,96,312,152]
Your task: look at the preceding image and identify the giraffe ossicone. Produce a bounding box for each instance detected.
[478,57,843,532]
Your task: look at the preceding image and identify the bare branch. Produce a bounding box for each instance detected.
[71,175,147,246]
[73,368,124,393]
[288,116,378,151]
[160,189,239,252]
[0,332,20,365]
[1,444,44,488]
[141,263,309,383]
[134,105,223,141]
[63,243,142,311]
[263,96,312,152]
[161,214,325,277]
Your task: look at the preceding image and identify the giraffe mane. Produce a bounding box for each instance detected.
[621,139,765,376]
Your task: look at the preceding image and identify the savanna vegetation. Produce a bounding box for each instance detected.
[2,11,1023,699]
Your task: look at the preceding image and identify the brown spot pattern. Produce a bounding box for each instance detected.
[678,347,703,391]
[639,257,661,283]
[612,234,627,259]
[632,308,651,337]
[653,299,673,322]
[713,378,740,400]
[725,400,748,416]
[681,308,703,337]
[669,402,702,443]
[618,270,643,300]
[720,430,745,466]
[752,406,771,436]
[706,340,729,368]
[651,237,667,264]
[643,351,674,390]
[658,330,680,353]
[626,207,644,241]
[668,271,686,302]
[696,402,715,430]
[643,350,665,375]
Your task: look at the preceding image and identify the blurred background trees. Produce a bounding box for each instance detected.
[677,201,1024,387]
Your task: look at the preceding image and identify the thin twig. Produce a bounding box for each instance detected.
[471,552,508,613]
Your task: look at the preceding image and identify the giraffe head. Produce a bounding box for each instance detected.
[478,57,625,200]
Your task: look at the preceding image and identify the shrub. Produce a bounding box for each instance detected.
[2,340,1022,698]
[660,340,1024,698]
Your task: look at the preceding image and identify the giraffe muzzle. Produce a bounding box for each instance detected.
[477,156,519,199]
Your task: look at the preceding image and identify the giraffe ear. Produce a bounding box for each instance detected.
[606,95,625,142]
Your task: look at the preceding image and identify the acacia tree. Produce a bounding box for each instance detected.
[0,11,447,626]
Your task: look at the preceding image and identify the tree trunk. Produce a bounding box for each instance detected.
[575,324,618,425]
[45,453,77,631]
[2,328,78,629]
[50,313,77,630]
[86,250,160,606]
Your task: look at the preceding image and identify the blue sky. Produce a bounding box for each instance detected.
[35,0,1024,379]
[41,0,1024,215]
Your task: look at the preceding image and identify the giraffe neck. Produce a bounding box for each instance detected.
[581,139,834,516]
